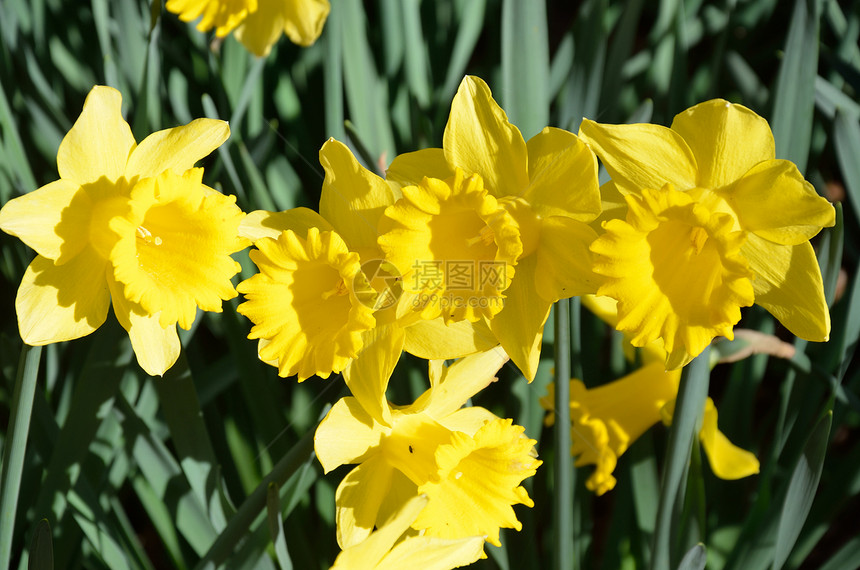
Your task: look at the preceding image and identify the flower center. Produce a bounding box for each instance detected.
[321,278,350,300]
[136,225,163,246]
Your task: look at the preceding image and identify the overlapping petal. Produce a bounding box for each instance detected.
[15,249,110,345]
[125,118,230,180]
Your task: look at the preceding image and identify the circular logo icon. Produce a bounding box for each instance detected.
[357,259,402,310]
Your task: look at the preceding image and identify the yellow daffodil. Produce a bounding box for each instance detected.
[330,494,485,570]
[580,99,835,368]
[378,169,521,323]
[166,0,330,56]
[539,294,759,495]
[0,85,243,376]
[236,223,377,381]
[386,75,602,381]
[314,347,540,551]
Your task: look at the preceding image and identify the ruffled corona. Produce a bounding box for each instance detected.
[591,184,755,369]
[413,418,540,547]
[111,168,246,330]
[237,227,376,381]
[378,169,521,323]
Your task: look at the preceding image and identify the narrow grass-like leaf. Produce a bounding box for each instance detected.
[266,483,292,570]
[814,77,860,120]
[770,0,821,172]
[441,0,486,104]
[651,348,711,570]
[339,0,395,161]
[155,354,228,532]
[194,427,316,569]
[323,5,344,141]
[27,519,53,570]
[818,537,860,570]
[0,345,41,570]
[553,299,572,570]
[771,411,832,570]
[0,78,37,194]
[501,0,549,139]
[677,544,707,570]
[833,109,860,224]
[401,0,431,109]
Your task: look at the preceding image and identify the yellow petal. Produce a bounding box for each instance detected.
[742,235,830,342]
[0,179,85,263]
[386,148,454,190]
[411,347,509,418]
[534,217,600,301]
[164,0,254,36]
[578,118,698,194]
[443,76,529,198]
[126,118,229,180]
[525,127,601,221]
[343,325,405,427]
[669,99,774,189]
[57,86,136,186]
[489,255,552,382]
[376,535,485,570]
[403,317,498,360]
[15,249,110,345]
[319,138,395,251]
[315,397,386,473]
[721,160,835,245]
[332,494,428,569]
[589,180,628,233]
[108,274,181,376]
[336,456,394,549]
[436,406,501,436]
[239,207,334,242]
[236,0,330,56]
[699,398,759,480]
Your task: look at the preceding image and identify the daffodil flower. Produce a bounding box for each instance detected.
[330,494,485,570]
[165,0,330,56]
[540,295,759,495]
[314,347,540,551]
[386,75,602,381]
[237,139,497,380]
[580,99,835,368]
[0,86,244,375]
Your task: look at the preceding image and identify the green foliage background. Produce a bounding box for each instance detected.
[1,0,859,568]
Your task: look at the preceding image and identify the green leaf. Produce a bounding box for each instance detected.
[27,519,53,570]
[266,483,292,570]
[676,544,707,570]
[400,0,431,109]
[770,0,821,172]
[0,345,41,570]
[771,411,832,570]
[501,0,550,139]
[833,109,860,225]
[650,348,711,570]
[441,0,486,104]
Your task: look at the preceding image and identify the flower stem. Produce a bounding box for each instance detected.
[553,299,573,570]
[650,347,711,570]
[0,344,42,570]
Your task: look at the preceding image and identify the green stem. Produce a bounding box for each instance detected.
[193,425,316,569]
[553,299,573,570]
[650,347,711,570]
[0,344,42,570]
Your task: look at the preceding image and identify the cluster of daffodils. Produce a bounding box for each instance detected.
[0,71,834,567]
[165,0,330,56]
